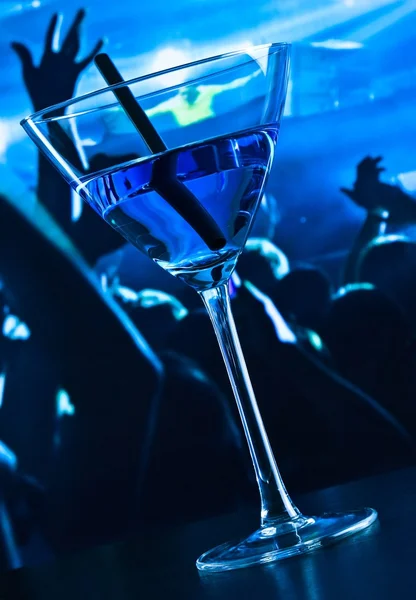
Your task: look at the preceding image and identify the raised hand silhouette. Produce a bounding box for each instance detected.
[341,156,385,212]
[341,155,416,225]
[11,10,127,266]
[11,9,103,112]
[342,156,416,284]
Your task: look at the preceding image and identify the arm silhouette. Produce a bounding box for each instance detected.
[12,11,126,265]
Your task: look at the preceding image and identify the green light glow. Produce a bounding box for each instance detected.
[146,69,261,127]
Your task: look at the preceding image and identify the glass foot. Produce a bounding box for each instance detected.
[196,508,378,572]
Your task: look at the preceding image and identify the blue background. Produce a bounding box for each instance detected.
[1,0,415,288]
[0,0,415,571]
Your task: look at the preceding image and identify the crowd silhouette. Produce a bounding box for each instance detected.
[1,8,416,570]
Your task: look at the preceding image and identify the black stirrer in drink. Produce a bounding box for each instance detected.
[94,53,226,251]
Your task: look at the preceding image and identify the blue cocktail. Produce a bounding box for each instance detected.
[22,43,377,572]
[79,127,276,289]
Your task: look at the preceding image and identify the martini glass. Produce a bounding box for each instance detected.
[21,43,377,572]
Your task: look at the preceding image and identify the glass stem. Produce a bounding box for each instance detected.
[200,283,301,527]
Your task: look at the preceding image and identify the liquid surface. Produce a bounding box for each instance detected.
[79,127,277,289]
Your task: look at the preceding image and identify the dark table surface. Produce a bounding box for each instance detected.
[2,466,416,599]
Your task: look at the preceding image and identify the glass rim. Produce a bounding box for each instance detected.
[21,41,290,126]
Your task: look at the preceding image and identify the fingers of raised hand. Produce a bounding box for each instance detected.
[373,156,386,174]
[357,156,385,179]
[43,13,59,56]
[61,8,86,58]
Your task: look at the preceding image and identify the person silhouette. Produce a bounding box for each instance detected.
[110,282,189,350]
[341,156,416,284]
[236,238,289,295]
[11,10,126,266]
[320,284,410,396]
[273,266,333,333]
[357,235,416,333]
[141,350,251,522]
[0,192,162,553]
